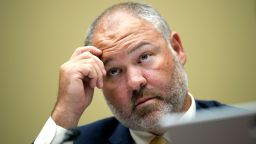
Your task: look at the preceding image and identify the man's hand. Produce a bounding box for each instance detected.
[51,46,106,128]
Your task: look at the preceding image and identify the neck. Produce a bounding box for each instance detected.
[150,128,167,136]
[149,93,192,135]
[180,93,191,112]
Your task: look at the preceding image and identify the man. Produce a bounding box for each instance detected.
[35,2,223,144]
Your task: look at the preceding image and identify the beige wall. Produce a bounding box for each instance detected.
[1,0,255,143]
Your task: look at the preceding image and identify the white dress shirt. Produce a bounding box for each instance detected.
[34,117,72,144]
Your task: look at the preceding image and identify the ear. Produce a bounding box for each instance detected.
[169,31,187,65]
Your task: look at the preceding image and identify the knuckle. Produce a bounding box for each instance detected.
[74,47,83,54]
[60,62,74,75]
[60,62,68,71]
[82,51,90,57]
[84,57,97,65]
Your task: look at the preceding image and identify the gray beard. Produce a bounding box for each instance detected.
[105,54,189,132]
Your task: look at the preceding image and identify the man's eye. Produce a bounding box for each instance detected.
[138,53,151,63]
[107,68,122,76]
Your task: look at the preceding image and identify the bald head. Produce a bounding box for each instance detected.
[84,2,171,46]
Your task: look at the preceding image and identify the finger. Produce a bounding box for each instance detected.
[93,61,104,88]
[89,54,106,76]
[71,46,102,58]
[86,46,102,57]
[71,47,87,58]
[75,52,106,76]
[79,64,98,88]
[96,70,104,88]
[90,78,98,88]
[88,67,99,89]
[81,59,104,88]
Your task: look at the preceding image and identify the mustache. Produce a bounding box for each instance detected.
[131,87,162,106]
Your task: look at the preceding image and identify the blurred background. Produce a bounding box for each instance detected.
[0,0,255,143]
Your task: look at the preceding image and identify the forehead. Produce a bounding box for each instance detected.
[92,11,164,61]
[95,11,143,36]
[93,11,162,44]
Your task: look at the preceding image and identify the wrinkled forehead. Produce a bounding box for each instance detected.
[93,12,140,42]
[91,11,161,50]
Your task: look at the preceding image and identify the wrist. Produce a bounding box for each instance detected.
[51,107,81,129]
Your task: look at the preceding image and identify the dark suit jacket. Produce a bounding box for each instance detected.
[75,100,224,144]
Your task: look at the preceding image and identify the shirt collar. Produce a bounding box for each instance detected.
[129,93,196,144]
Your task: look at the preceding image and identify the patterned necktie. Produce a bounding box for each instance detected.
[149,136,168,144]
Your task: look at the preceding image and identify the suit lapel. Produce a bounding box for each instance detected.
[108,124,134,144]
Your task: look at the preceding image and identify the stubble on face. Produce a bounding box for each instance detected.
[105,52,188,133]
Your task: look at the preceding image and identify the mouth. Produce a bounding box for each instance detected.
[134,97,157,109]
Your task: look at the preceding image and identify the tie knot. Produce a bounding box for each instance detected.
[150,136,168,144]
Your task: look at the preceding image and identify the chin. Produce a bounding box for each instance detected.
[120,106,172,133]
[134,111,170,135]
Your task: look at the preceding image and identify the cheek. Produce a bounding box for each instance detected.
[103,84,130,108]
[145,71,171,89]
[145,56,174,86]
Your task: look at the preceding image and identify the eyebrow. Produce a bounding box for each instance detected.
[103,42,151,66]
[103,58,112,66]
[128,42,151,55]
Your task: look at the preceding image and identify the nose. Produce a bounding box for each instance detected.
[126,67,147,91]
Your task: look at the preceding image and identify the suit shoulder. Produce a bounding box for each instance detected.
[75,117,121,143]
[195,99,225,110]
[79,116,120,131]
